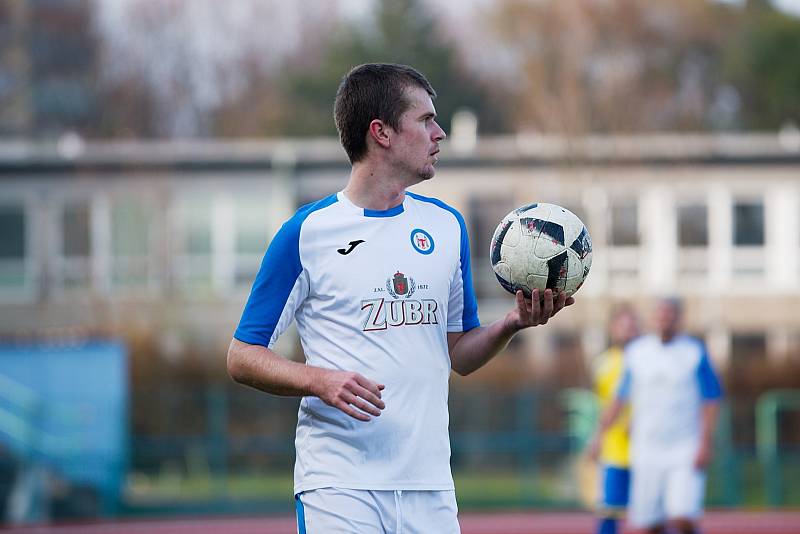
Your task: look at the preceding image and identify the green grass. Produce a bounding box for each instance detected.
[124,468,576,513]
[126,472,294,503]
[123,456,800,512]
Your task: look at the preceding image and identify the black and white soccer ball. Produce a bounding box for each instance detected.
[490,202,592,299]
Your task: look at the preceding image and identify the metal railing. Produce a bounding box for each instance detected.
[756,389,800,506]
[126,386,800,514]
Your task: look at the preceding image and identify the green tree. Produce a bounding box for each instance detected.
[274,0,508,137]
[724,4,800,128]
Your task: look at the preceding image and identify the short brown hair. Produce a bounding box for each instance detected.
[334,63,436,163]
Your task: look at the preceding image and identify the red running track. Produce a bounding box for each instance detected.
[3,511,800,534]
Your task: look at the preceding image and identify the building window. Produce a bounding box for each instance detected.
[676,202,709,279]
[111,199,152,288]
[469,195,515,260]
[677,204,708,247]
[731,333,767,364]
[0,203,26,289]
[729,332,767,443]
[610,201,638,246]
[184,211,212,256]
[468,195,514,298]
[174,197,213,293]
[234,198,270,287]
[60,200,91,289]
[733,201,764,246]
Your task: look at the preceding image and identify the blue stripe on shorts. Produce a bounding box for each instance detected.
[295,493,306,534]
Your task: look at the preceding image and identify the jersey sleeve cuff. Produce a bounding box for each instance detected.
[233,330,273,348]
[447,317,480,333]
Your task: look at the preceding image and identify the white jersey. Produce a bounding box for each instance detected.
[617,334,722,465]
[234,190,480,494]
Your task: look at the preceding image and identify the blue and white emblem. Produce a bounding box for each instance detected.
[410,228,434,255]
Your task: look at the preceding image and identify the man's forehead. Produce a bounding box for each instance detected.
[404,86,435,114]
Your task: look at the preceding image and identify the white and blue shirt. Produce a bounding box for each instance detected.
[234,190,480,493]
[617,334,723,465]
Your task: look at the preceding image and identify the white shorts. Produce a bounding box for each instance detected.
[295,487,460,534]
[629,463,706,528]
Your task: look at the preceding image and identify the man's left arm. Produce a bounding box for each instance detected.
[695,400,720,469]
[695,346,724,469]
[448,288,573,376]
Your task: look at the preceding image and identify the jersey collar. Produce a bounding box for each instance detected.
[337,191,406,218]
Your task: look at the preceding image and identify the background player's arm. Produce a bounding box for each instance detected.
[227,338,385,421]
[587,397,626,461]
[448,288,572,376]
[695,400,720,469]
[588,355,630,462]
[695,349,723,468]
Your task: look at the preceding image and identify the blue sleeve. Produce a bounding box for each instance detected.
[233,194,338,347]
[233,216,303,347]
[455,209,480,331]
[615,368,632,401]
[697,343,723,400]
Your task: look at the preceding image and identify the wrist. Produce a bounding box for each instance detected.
[304,366,325,397]
[501,314,520,337]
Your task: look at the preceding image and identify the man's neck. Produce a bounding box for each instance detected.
[660,331,677,344]
[344,161,411,211]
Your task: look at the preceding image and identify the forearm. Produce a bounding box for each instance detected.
[700,401,720,446]
[227,338,321,397]
[449,317,517,376]
[587,398,625,460]
[596,398,625,437]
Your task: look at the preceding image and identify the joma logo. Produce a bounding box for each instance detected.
[360,298,439,331]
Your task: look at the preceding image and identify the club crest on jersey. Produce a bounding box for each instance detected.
[410,228,434,255]
[387,271,416,299]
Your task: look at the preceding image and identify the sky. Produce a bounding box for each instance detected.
[719,0,800,15]
[773,0,800,15]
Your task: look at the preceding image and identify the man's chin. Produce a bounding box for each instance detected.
[418,166,436,181]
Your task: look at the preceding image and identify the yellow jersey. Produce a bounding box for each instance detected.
[592,346,630,467]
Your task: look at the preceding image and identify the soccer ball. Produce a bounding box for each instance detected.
[490,202,592,299]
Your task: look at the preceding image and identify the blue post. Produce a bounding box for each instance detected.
[755,390,800,507]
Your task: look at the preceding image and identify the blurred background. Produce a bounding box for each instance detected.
[0,0,799,527]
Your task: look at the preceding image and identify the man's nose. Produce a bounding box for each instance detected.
[433,122,446,141]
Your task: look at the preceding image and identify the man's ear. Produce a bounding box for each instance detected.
[368,119,392,149]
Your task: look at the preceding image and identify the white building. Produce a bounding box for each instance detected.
[1,134,798,374]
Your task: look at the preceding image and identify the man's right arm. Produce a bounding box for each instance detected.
[227,338,385,421]
[587,397,625,461]
[587,364,631,461]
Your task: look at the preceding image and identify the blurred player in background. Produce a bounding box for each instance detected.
[589,305,640,534]
[227,63,573,533]
[589,298,723,534]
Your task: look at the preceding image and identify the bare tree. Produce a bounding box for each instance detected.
[93,0,347,137]
[485,0,737,135]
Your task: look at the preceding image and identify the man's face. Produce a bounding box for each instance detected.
[654,301,681,339]
[390,86,446,182]
[610,310,639,346]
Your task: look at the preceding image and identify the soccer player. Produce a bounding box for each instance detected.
[227,63,574,533]
[589,298,723,534]
[588,305,639,534]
